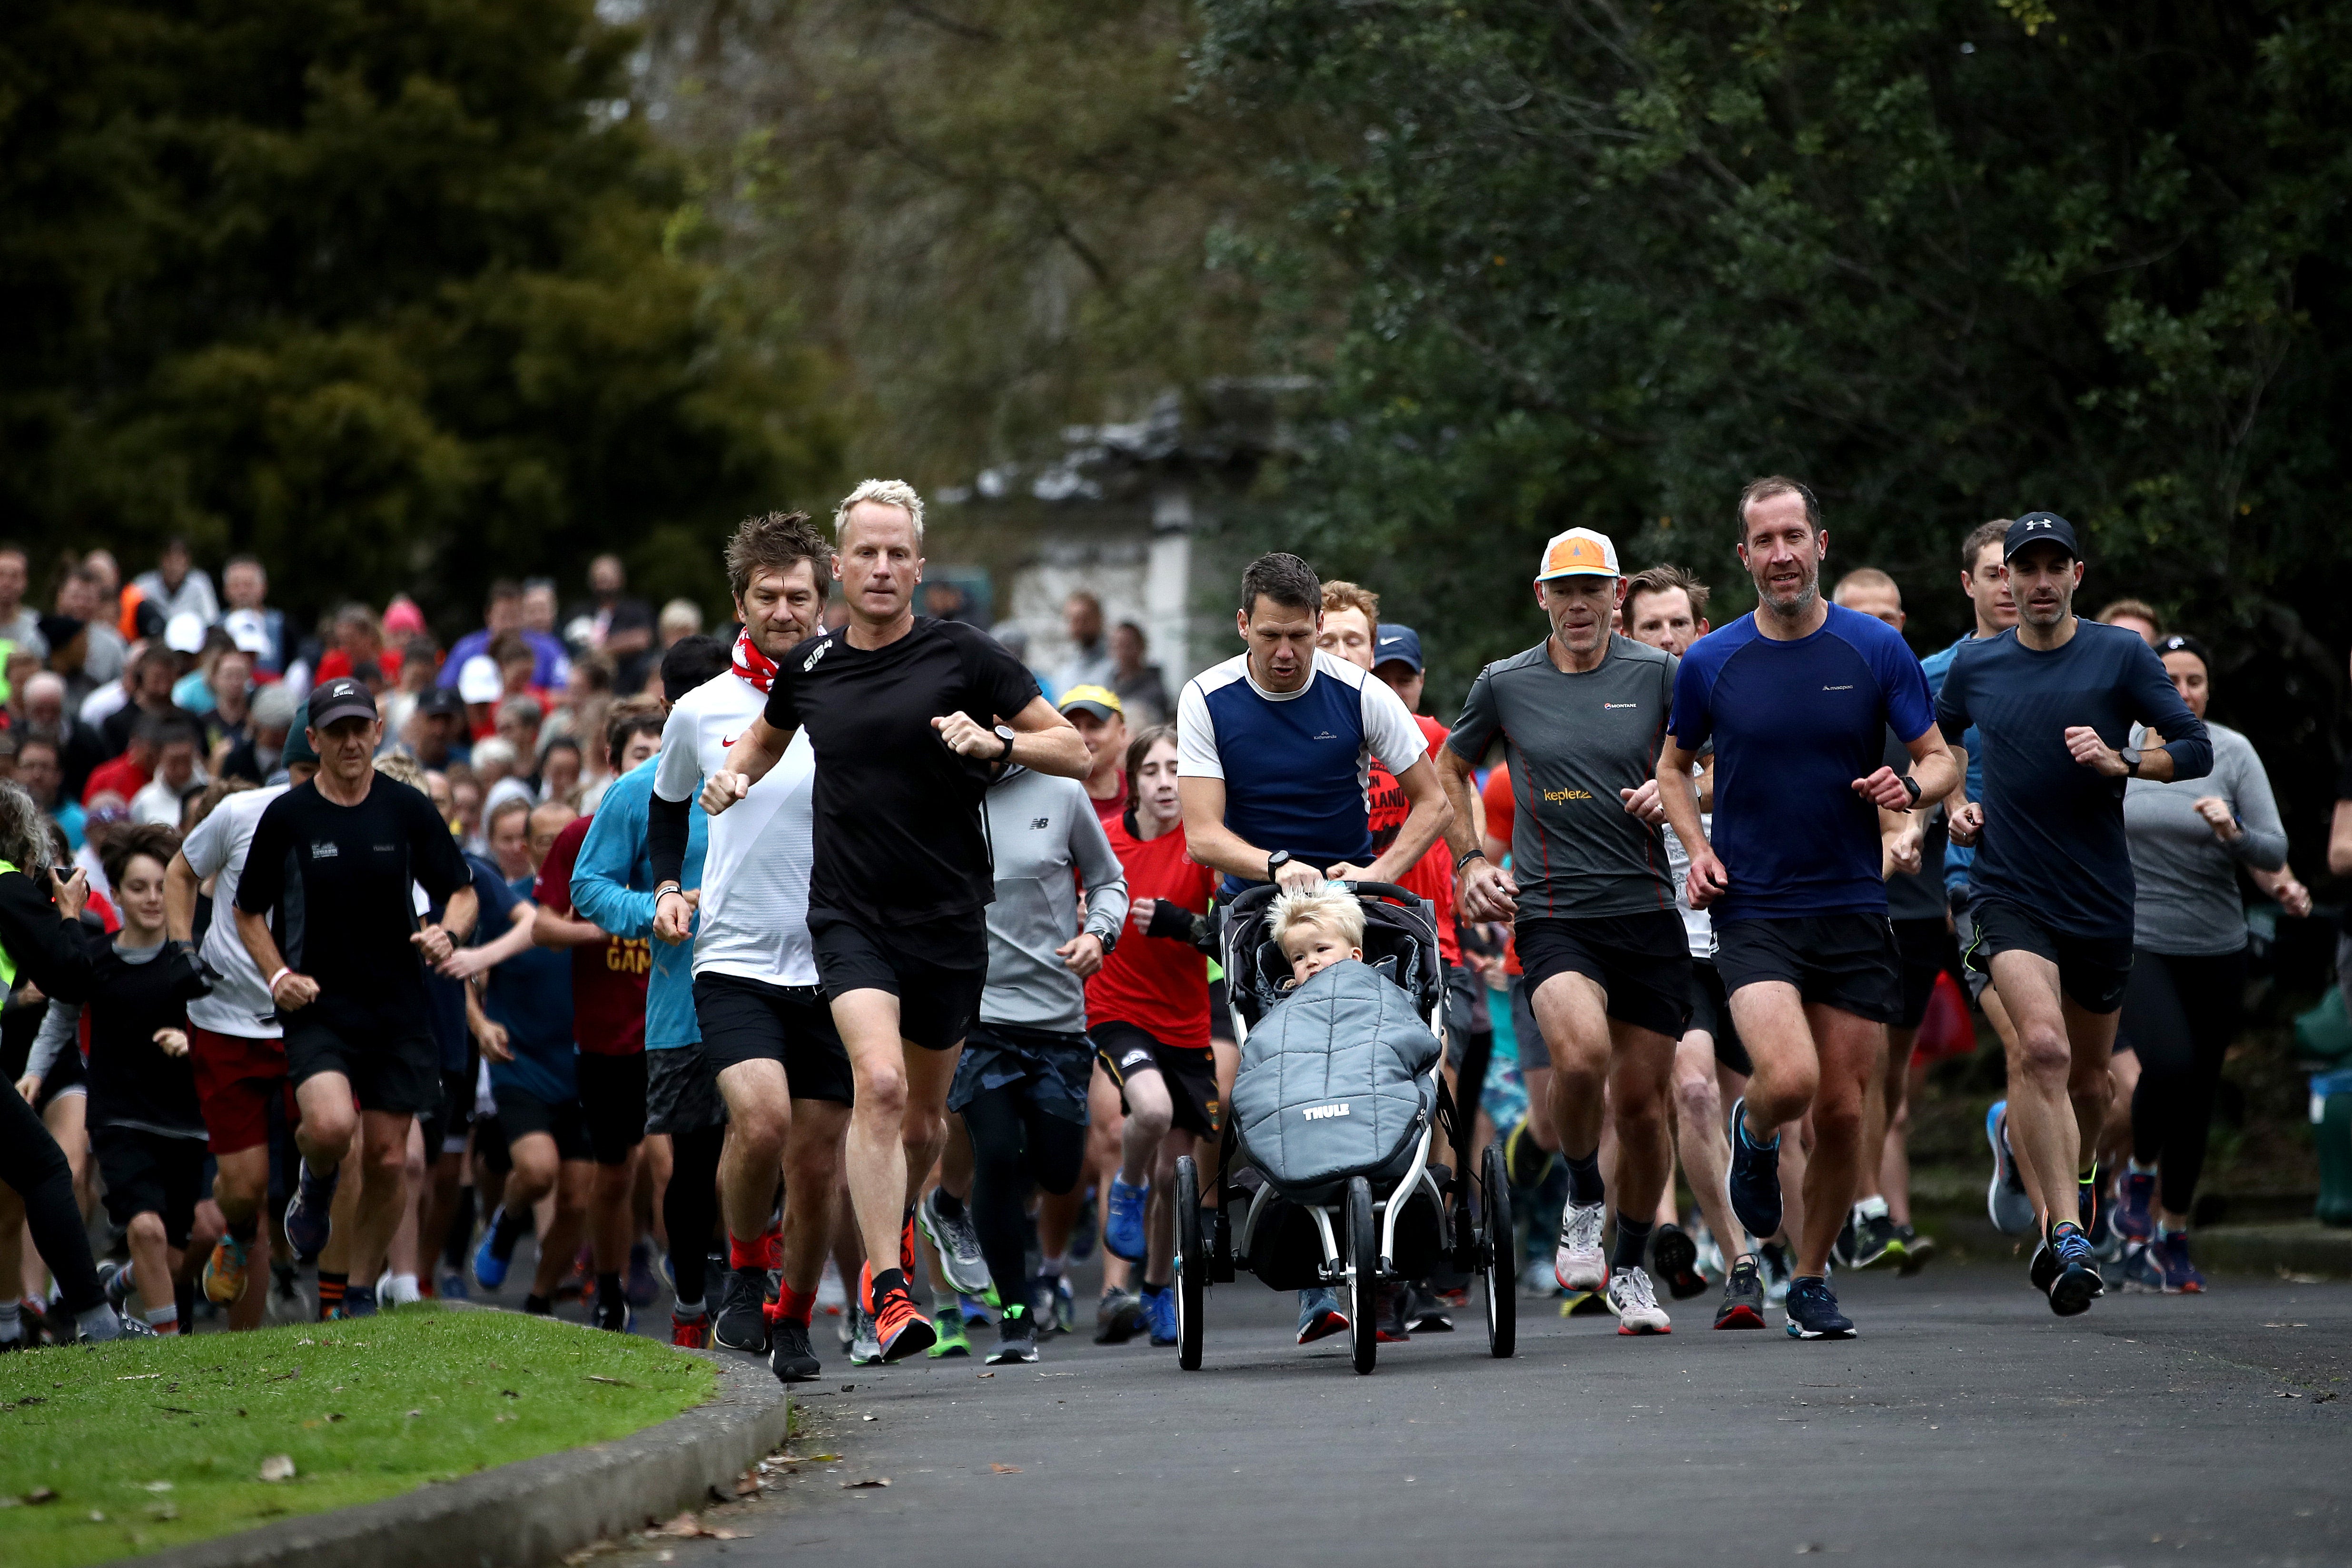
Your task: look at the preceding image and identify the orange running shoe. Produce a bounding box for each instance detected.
[870,1280,935,1362]
[201,1234,249,1305]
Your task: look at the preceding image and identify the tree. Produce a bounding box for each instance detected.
[0,0,837,625]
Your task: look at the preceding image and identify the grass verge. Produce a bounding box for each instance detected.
[0,1305,715,1568]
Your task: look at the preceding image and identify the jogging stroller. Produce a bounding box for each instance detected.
[1173,880,1515,1374]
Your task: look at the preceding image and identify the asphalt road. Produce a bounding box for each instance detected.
[590,1262,2352,1568]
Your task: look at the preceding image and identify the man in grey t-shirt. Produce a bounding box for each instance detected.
[1434,527,1686,1335]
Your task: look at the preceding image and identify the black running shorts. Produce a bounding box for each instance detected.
[1685,959,1753,1076]
[808,909,986,1052]
[1962,896,2133,1016]
[1713,913,1903,1025]
[491,1085,594,1164]
[1891,917,1956,1032]
[644,1042,728,1136]
[283,1005,442,1117]
[1094,1020,1223,1140]
[93,1124,206,1248]
[573,1050,648,1166]
[692,971,855,1103]
[1515,911,1692,1041]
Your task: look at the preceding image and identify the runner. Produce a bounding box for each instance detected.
[1439,528,1685,1336]
[2116,632,2297,1292]
[950,741,1127,1363]
[1090,723,1218,1348]
[1941,513,2212,1315]
[1658,478,1958,1340]
[1176,552,1448,1345]
[234,677,477,1319]
[1058,684,1130,825]
[571,633,735,1348]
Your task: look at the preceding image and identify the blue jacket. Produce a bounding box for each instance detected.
[1920,632,1984,900]
[571,758,704,1049]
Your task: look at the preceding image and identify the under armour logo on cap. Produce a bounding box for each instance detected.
[2003,511,2080,563]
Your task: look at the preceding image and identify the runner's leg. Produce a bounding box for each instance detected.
[1670,1031,1746,1256]
[781,1100,848,1297]
[1986,949,2076,1229]
[832,989,915,1273]
[714,1060,791,1246]
[1793,1004,1879,1279]
[347,1109,417,1287]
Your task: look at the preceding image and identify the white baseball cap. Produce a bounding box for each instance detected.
[457,654,502,705]
[1534,527,1621,581]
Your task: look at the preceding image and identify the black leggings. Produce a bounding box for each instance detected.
[0,1080,105,1313]
[963,1086,1087,1303]
[664,1126,726,1308]
[2122,947,2246,1217]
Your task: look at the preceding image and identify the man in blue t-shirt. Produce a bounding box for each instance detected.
[1175,550,1447,1347]
[1939,513,2210,1318]
[1657,476,1959,1341]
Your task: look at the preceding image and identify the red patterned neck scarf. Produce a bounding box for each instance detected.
[731,630,779,694]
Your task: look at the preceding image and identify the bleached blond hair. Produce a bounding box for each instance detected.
[1268,886,1365,953]
[834,479,926,546]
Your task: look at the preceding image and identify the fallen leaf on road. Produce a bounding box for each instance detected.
[258,1456,295,1483]
[803,1454,840,1462]
[989,1464,1021,1474]
[840,1478,890,1489]
[976,1371,994,1379]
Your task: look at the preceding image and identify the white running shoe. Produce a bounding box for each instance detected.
[816,1258,847,1318]
[1607,1265,1672,1335]
[848,1307,883,1367]
[375,1271,423,1308]
[1554,1200,1607,1292]
[919,1188,992,1296]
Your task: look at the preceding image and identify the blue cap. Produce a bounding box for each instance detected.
[1373,624,1424,674]
[2004,512,2080,563]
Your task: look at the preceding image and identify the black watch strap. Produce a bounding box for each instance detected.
[1900,774,1922,808]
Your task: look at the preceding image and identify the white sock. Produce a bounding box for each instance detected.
[1037,1252,1066,1280]
[1855,1194,1890,1220]
[673,1296,705,1318]
[145,1303,178,1331]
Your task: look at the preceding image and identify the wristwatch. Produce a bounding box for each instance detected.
[1092,925,1119,956]
[1265,850,1293,881]
[1455,846,1488,872]
[1899,775,1922,809]
[993,723,1018,761]
[2117,746,2143,777]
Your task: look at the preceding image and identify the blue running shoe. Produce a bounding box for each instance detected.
[1725,1097,1783,1242]
[1104,1177,1149,1264]
[2046,1224,2102,1317]
[2113,1169,2156,1244]
[2150,1232,2205,1294]
[438,1269,470,1302]
[1140,1282,1179,1347]
[330,1283,378,1320]
[1296,1286,1349,1344]
[1783,1276,1854,1340]
[473,1210,512,1292]
[284,1162,339,1265]
[1984,1102,2035,1236]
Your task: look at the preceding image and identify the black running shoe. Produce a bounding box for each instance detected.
[1849,1210,1903,1271]
[1404,1283,1455,1333]
[1713,1255,1767,1330]
[1725,1096,1784,1241]
[770,1317,822,1382]
[1094,1287,1146,1344]
[1783,1276,1855,1340]
[1503,1118,1556,1189]
[1895,1225,1937,1276]
[712,1265,771,1354]
[1830,1210,1858,1270]
[2028,1238,2060,1296]
[592,1292,632,1333]
[2046,1224,2102,1318]
[1651,1223,1709,1301]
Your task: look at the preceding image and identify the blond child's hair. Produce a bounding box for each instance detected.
[1268,886,1366,953]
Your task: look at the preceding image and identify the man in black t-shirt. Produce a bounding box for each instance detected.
[234,678,477,1317]
[704,479,1088,1361]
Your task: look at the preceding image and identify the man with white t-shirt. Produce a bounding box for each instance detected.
[648,511,850,1385]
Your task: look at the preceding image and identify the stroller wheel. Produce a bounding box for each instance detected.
[1481,1143,1518,1359]
[1347,1177,1378,1375]
[1175,1156,1205,1371]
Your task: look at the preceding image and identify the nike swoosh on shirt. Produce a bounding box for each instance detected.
[722,734,741,747]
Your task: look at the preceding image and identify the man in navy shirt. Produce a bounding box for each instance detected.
[1941,513,2211,1316]
[1657,477,1958,1340]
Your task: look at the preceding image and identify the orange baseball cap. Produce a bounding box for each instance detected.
[1535,527,1621,582]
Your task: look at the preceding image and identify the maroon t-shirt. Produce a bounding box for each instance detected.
[535,814,648,1055]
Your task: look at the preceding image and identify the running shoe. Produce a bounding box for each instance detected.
[592,1292,632,1333]
[2113,1168,2157,1245]
[1503,1117,1555,1189]
[1830,1210,1858,1271]
[2081,1167,2118,1259]
[1404,1283,1455,1332]
[772,1315,824,1378]
[671,1310,711,1349]
[960,1288,998,1327]
[438,1268,470,1302]
[626,1240,660,1308]
[712,1265,771,1354]
[331,1283,378,1320]
[1296,1286,1349,1344]
[869,1277,936,1362]
[1142,1283,1180,1347]
[927,1312,972,1359]
[283,1161,338,1264]
[1848,1201,1903,1271]
[1726,1097,1784,1241]
[1094,1287,1146,1345]
[1895,1225,1937,1276]
[2120,1241,2164,1292]
[1553,1200,1607,1292]
[1607,1266,1672,1334]
[1713,1255,1768,1329]
[1375,1285,1411,1344]
[1783,1276,1855,1340]
[2150,1232,2206,1294]
[471,1214,512,1293]
[816,1258,847,1318]
[1984,1101,2035,1236]
[987,1305,1039,1365]
[1103,1177,1149,1264]
[376,1271,424,1309]
[919,1188,992,1295]
[847,1308,883,1366]
[1757,1242,1793,1308]
[2028,1237,2060,1295]
[1032,1273,1075,1337]
[2045,1224,2103,1317]
[1650,1223,1709,1300]
[202,1234,249,1305]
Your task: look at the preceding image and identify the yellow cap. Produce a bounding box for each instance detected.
[1057,683,1124,719]
[1535,527,1621,582]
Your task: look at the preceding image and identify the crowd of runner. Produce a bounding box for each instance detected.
[0,480,2320,1358]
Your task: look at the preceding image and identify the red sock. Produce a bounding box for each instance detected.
[728,1231,781,1272]
[776,1284,817,1327]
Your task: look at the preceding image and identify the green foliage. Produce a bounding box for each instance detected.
[1196,0,2352,741]
[0,0,838,625]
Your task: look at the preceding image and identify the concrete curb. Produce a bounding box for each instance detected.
[140,1349,788,1568]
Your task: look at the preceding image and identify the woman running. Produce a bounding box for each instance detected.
[2117,633,2304,1292]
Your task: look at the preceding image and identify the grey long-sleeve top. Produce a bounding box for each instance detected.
[979,767,1129,1033]
[2123,720,2286,956]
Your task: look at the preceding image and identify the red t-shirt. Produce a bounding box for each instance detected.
[316,647,405,685]
[1088,773,1127,827]
[1086,819,1217,1049]
[83,753,151,807]
[1480,762,1522,975]
[534,815,648,1055]
[1363,715,1460,966]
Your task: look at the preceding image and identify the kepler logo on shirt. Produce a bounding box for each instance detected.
[1301,1102,1351,1121]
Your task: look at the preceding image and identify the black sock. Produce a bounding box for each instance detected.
[445,1185,476,1268]
[1612,1214,1653,1274]
[930,1188,966,1222]
[228,1212,259,1245]
[523,1293,552,1315]
[176,1275,197,1328]
[1562,1150,1604,1206]
[870,1266,909,1304]
[596,1271,623,1306]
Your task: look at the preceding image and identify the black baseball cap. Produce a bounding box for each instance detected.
[2004,512,2080,563]
[415,686,466,722]
[307,677,378,729]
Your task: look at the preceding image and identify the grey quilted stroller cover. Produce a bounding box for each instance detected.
[1231,959,1442,1200]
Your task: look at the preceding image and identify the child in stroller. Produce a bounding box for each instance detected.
[1269,886,1364,991]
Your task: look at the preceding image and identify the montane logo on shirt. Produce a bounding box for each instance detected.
[801,640,830,673]
[1301,1102,1351,1121]
[1603,702,1638,710]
